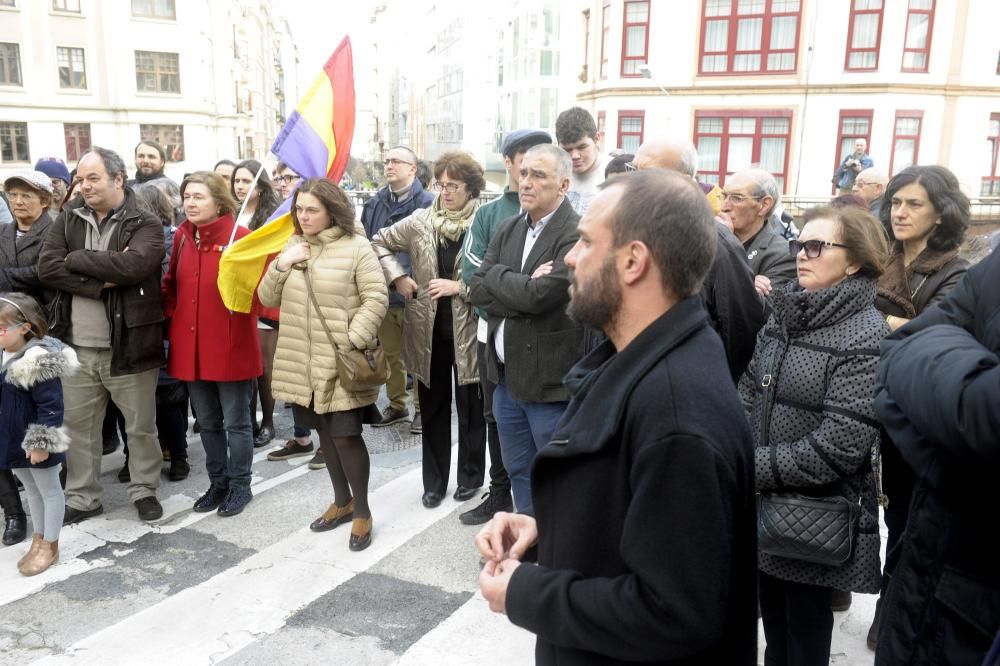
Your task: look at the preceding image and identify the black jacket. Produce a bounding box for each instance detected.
[0,212,54,306]
[745,217,797,290]
[469,198,582,403]
[37,187,165,376]
[506,297,758,665]
[874,251,1000,665]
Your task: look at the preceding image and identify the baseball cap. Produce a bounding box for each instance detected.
[501,129,551,159]
[4,169,55,194]
[34,157,71,185]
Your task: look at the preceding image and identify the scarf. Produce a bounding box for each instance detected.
[429,195,478,245]
[134,169,166,184]
[876,244,960,318]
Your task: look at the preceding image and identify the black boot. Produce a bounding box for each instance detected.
[2,514,27,546]
[0,470,27,546]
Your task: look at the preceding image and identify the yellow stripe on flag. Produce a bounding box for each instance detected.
[218,213,295,313]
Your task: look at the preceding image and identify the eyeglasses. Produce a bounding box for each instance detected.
[720,191,764,205]
[0,322,26,335]
[624,162,637,172]
[5,191,41,201]
[384,158,414,167]
[276,174,300,184]
[789,239,849,258]
[433,181,465,193]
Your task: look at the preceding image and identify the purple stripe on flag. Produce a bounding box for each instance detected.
[270,110,329,179]
[266,195,292,223]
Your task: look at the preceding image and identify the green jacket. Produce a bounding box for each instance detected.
[462,188,521,320]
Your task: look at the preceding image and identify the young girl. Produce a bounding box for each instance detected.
[0,293,77,576]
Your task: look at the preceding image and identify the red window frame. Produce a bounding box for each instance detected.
[698,0,802,76]
[901,0,935,73]
[600,2,611,80]
[620,1,650,78]
[844,0,884,72]
[692,109,793,190]
[982,113,1000,196]
[617,110,645,152]
[63,122,91,162]
[597,111,607,139]
[889,110,924,175]
[831,109,874,193]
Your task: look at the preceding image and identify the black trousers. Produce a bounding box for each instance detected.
[759,571,834,666]
[0,469,25,519]
[156,393,189,461]
[417,334,486,495]
[103,400,128,445]
[477,341,509,495]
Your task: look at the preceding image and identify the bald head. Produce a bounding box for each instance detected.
[633,137,699,178]
[852,166,888,204]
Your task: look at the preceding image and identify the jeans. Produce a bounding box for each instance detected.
[187,379,254,490]
[492,378,566,514]
[759,571,834,666]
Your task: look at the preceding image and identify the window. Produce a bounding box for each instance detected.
[57,46,86,89]
[0,43,21,86]
[699,0,801,75]
[694,110,792,190]
[617,111,645,153]
[600,1,611,79]
[597,111,607,139]
[135,50,179,93]
[832,110,873,192]
[139,124,184,162]
[52,0,81,10]
[64,123,91,162]
[0,122,29,163]
[621,1,650,77]
[131,0,174,19]
[889,111,923,175]
[845,0,883,71]
[901,0,934,72]
[540,88,557,128]
[982,113,1000,196]
[0,0,16,6]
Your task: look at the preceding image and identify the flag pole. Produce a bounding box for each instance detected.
[227,162,267,248]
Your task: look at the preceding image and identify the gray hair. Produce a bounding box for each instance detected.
[82,146,128,184]
[857,166,888,186]
[744,168,780,216]
[600,171,716,298]
[675,141,699,178]
[527,143,572,182]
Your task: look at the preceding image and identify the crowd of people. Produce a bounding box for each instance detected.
[0,104,997,665]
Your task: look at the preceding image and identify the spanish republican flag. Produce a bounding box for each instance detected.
[218,36,356,313]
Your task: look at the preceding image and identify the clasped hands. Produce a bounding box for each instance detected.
[475,511,538,615]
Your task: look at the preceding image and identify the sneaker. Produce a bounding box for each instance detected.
[307,449,326,470]
[167,458,190,481]
[458,490,514,526]
[135,496,164,521]
[266,439,314,461]
[63,504,104,525]
[193,486,228,512]
[217,488,253,517]
[374,406,409,428]
[831,589,852,612]
[410,411,422,434]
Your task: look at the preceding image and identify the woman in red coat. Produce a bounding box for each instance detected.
[162,171,262,518]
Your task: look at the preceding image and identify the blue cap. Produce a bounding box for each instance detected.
[34,157,71,185]
[501,129,551,158]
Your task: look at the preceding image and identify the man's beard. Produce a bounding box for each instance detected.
[567,256,621,332]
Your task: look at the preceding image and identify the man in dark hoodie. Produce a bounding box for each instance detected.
[361,146,434,431]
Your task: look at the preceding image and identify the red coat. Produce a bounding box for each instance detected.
[162,214,262,382]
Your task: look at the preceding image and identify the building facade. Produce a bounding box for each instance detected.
[574,0,1000,196]
[0,0,295,183]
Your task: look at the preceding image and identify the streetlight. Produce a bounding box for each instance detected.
[638,65,670,130]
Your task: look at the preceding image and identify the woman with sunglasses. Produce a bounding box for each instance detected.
[739,205,889,665]
[866,165,969,649]
[371,151,487,510]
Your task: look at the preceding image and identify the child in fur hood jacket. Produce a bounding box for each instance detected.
[0,293,77,577]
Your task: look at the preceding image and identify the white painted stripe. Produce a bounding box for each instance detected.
[34,460,465,666]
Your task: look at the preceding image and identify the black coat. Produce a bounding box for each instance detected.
[506,298,758,665]
[37,187,165,376]
[469,197,583,403]
[0,212,54,307]
[874,251,1000,665]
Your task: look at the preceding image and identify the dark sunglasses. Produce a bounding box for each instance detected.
[788,239,848,258]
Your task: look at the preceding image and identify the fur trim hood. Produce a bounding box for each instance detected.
[3,336,79,390]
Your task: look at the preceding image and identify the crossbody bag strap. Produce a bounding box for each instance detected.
[303,268,341,353]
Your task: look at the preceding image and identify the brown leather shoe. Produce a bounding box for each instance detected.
[309,499,354,532]
[18,538,58,576]
[349,517,372,551]
[18,534,42,569]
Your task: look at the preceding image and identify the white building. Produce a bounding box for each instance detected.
[573,0,1000,196]
[0,0,295,183]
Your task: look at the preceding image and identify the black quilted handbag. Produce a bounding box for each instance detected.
[757,493,860,566]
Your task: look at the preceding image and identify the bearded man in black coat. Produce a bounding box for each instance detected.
[476,170,758,665]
